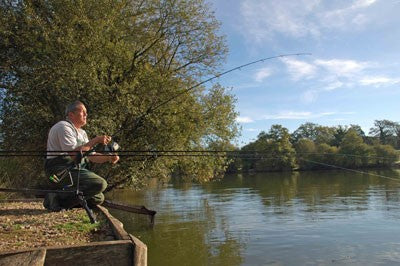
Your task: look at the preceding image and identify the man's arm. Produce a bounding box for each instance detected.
[75,134,119,164]
[87,152,120,164]
[69,135,112,161]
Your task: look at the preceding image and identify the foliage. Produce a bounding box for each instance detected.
[291,122,319,144]
[338,129,373,168]
[369,120,400,148]
[315,143,338,167]
[235,123,399,173]
[0,0,238,188]
[294,138,317,170]
[240,125,296,172]
[372,144,398,166]
[331,124,365,147]
[291,122,336,145]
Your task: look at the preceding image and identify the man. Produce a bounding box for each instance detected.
[44,100,119,211]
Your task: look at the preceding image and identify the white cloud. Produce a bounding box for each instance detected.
[239,0,321,42]
[261,111,354,120]
[301,90,319,104]
[319,0,377,31]
[358,76,400,86]
[353,0,377,9]
[323,81,344,91]
[281,58,317,80]
[254,67,272,82]
[315,59,369,77]
[236,116,254,123]
[262,111,335,120]
[239,0,377,43]
[245,128,258,132]
[338,111,356,115]
[320,112,336,116]
[311,58,400,90]
[280,56,398,94]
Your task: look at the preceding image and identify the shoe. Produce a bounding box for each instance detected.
[43,193,63,212]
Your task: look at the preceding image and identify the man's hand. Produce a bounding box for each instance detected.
[108,154,120,164]
[94,135,112,145]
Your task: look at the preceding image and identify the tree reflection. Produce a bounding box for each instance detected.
[107,169,400,265]
[108,189,245,266]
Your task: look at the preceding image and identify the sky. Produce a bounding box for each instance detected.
[207,0,400,146]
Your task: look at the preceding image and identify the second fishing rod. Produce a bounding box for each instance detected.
[110,53,311,141]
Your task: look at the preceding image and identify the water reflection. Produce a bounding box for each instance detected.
[109,186,245,266]
[108,169,400,265]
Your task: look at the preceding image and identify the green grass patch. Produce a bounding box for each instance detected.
[12,224,22,231]
[54,213,102,233]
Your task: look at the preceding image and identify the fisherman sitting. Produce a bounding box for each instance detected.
[44,100,119,211]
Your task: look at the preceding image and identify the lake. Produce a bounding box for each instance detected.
[108,169,400,265]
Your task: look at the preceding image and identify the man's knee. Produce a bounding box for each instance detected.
[87,192,105,208]
[80,170,107,193]
[100,178,108,192]
[92,177,107,194]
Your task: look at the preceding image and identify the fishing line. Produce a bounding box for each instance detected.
[299,158,400,182]
[112,53,311,137]
[150,53,312,112]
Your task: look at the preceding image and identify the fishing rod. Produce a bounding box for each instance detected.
[112,53,311,138]
[150,53,312,113]
[0,150,398,161]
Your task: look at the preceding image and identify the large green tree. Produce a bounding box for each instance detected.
[291,122,335,145]
[0,0,238,188]
[339,129,373,168]
[240,125,296,172]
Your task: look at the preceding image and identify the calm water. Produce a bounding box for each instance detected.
[108,170,400,266]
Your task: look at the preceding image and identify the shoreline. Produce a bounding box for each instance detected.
[0,199,147,266]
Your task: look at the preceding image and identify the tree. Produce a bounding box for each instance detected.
[295,139,339,170]
[372,144,398,167]
[250,125,296,172]
[332,124,365,147]
[291,122,319,144]
[391,122,400,149]
[369,120,397,146]
[315,143,338,168]
[239,131,267,172]
[294,138,316,170]
[0,0,238,188]
[339,129,373,168]
[348,124,365,138]
[291,122,335,145]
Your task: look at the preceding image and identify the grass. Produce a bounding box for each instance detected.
[1,202,114,251]
[12,224,22,230]
[54,212,102,233]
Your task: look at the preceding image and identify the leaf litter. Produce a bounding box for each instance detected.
[0,201,115,252]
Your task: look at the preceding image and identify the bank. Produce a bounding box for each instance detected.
[0,199,147,266]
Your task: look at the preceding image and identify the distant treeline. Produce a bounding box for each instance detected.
[228,120,400,173]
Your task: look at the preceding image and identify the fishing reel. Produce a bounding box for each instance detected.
[103,141,120,153]
[94,141,120,153]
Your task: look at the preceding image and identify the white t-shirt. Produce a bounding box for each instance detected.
[46,120,89,159]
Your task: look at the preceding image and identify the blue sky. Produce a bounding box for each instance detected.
[207,0,400,146]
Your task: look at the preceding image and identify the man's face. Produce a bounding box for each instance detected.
[70,104,87,128]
